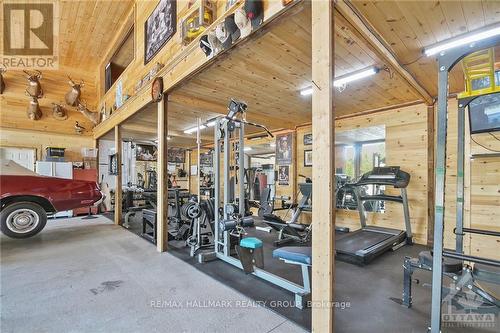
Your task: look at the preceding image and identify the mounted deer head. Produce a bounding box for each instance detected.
[23,70,43,98]
[0,67,6,94]
[65,75,84,106]
[76,101,100,126]
[25,90,42,120]
[52,103,67,120]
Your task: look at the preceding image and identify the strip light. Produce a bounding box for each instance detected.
[424,25,500,56]
[183,125,206,134]
[300,66,379,96]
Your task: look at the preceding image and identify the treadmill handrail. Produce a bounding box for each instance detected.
[357,194,403,203]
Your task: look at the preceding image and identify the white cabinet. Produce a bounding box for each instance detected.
[35,161,73,218]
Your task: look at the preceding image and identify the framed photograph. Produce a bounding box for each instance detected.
[275,133,293,165]
[200,151,213,167]
[304,150,312,167]
[108,154,118,175]
[136,144,157,161]
[303,133,312,146]
[278,165,289,186]
[144,0,177,65]
[168,148,185,163]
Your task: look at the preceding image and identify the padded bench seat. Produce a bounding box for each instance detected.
[273,246,312,265]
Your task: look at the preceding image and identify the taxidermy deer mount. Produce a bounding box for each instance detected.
[76,101,100,126]
[0,67,6,94]
[52,103,68,120]
[65,76,84,106]
[23,70,43,98]
[25,90,42,120]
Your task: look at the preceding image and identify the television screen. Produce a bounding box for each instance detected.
[468,92,500,134]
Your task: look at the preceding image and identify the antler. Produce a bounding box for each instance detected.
[35,69,42,78]
[68,75,75,86]
[80,78,85,87]
[23,70,31,77]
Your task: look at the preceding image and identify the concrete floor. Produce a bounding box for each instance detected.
[0,216,306,333]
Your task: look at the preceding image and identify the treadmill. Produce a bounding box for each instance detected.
[335,166,413,265]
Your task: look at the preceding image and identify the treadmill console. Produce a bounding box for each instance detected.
[356,166,410,188]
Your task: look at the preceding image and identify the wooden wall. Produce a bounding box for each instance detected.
[0,68,98,160]
[0,68,98,136]
[0,127,94,161]
[444,98,500,260]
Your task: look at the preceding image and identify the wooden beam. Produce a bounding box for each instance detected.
[336,0,434,105]
[156,96,169,252]
[311,1,335,332]
[114,125,122,226]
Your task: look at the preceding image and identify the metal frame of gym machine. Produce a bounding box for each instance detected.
[429,35,500,332]
[198,109,311,309]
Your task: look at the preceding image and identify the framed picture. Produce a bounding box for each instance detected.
[303,133,312,146]
[200,152,213,167]
[304,150,312,167]
[108,154,118,175]
[275,133,293,165]
[136,144,157,161]
[144,0,177,65]
[168,148,185,163]
[278,165,289,186]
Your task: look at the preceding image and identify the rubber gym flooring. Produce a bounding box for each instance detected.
[122,213,499,333]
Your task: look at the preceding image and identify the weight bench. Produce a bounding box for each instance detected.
[272,246,312,309]
[263,214,310,246]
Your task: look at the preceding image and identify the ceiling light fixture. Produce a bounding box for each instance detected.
[300,66,379,96]
[183,125,206,134]
[424,25,500,56]
[244,147,252,151]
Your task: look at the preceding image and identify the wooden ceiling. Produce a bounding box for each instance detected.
[59,0,133,70]
[96,0,500,146]
[168,0,425,134]
[349,0,500,96]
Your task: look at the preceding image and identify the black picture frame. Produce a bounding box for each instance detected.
[275,133,293,165]
[108,153,118,175]
[304,150,312,167]
[278,165,289,185]
[144,0,177,65]
[168,148,185,163]
[303,133,312,146]
[135,144,157,161]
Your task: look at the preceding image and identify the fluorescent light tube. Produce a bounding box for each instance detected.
[300,67,378,95]
[334,67,378,87]
[300,87,313,96]
[183,125,206,134]
[244,147,252,151]
[424,26,500,56]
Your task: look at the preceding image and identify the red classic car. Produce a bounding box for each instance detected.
[0,160,102,238]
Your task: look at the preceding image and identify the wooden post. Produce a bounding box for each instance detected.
[311,0,335,332]
[114,125,122,225]
[157,95,169,252]
[427,105,435,246]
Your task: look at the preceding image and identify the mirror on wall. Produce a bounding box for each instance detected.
[335,125,386,213]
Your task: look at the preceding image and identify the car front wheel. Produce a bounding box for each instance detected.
[0,202,47,238]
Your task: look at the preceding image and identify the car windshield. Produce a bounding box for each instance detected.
[0,160,38,176]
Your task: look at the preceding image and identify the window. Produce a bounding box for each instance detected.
[360,141,386,175]
[105,26,134,93]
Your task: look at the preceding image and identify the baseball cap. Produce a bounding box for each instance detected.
[244,0,263,29]
[234,8,251,38]
[199,35,212,57]
[225,13,241,43]
[215,22,231,50]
